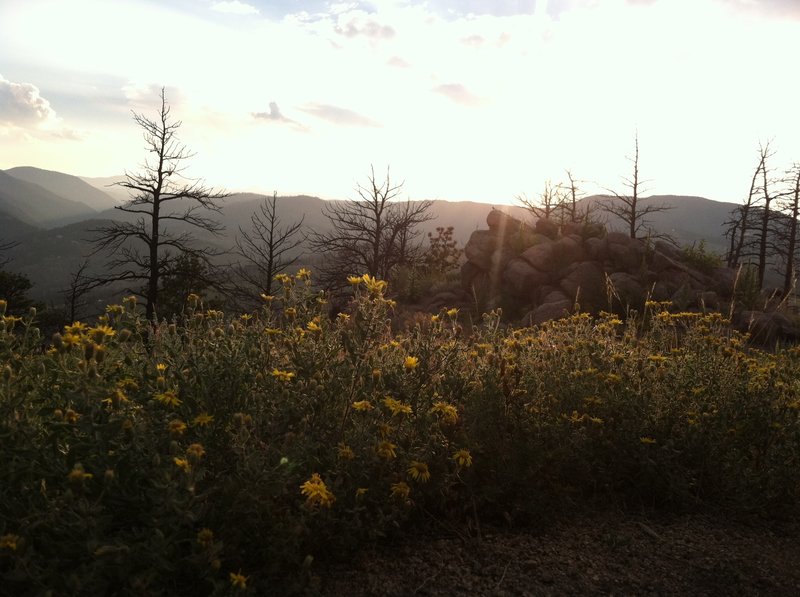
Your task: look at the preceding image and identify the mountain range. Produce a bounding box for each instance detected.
[0,165,740,305]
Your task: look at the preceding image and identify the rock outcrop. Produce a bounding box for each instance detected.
[461,210,738,325]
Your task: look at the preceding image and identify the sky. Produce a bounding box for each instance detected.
[1,0,799,205]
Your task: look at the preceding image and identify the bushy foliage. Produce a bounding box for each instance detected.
[0,280,799,594]
[680,240,723,274]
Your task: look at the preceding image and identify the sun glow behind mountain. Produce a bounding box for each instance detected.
[1,0,799,205]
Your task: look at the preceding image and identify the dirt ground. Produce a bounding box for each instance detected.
[320,510,800,596]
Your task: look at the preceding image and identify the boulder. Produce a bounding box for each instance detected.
[486,209,522,232]
[551,235,584,264]
[654,240,680,260]
[608,272,646,310]
[561,221,583,237]
[520,240,557,272]
[699,291,720,310]
[560,261,607,311]
[464,230,504,270]
[607,240,644,273]
[529,299,573,325]
[460,260,483,292]
[710,267,737,298]
[535,217,560,238]
[733,310,800,346]
[502,258,550,299]
[584,237,607,262]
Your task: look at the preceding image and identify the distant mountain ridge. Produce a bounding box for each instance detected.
[7,167,118,212]
[0,170,97,228]
[0,165,742,305]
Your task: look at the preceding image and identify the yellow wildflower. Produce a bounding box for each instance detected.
[300,473,336,507]
[383,397,412,416]
[355,487,368,499]
[407,461,431,483]
[154,390,181,408]
[196,528,214,547]
[452,449,473,468]
[403,356,419,371]
[376,440,397,460]
[295,267,312,280]
[68,464,93,483]
[271,369,296,382]
[90,324,116,343]
[430,314,440,323]
[361,274,387,294]
[347,275,363,286]
[446,308,459,318]
[284,307,297,320]
[306,320,322,333]
[430,401,458,424]
[352,400,374,411]
[186,443,206,463]
[65,321,87,335]
[168,420,187,436]
[337,443,355,460]
[264,327,281,335]
[390,481,411,501]
[639,436,657,445]
[174,457,191,472]
[229,571,248,590]
[0,534,20,551]
[192,413,214,427]
[260,293,275,302]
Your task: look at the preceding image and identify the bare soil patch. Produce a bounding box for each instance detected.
[320,511,800,596]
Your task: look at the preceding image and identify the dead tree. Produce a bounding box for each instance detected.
[0,240,18,268]
[90,88,227,320]
[725,142,771,269]
[61,259,92,323]
[231,191,305,304]
[516,179,563,222]
[775,163,800,295]
[309,166,433,288]
[600,133,672,239]
[755,147,777,289]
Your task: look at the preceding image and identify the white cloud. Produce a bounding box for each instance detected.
[0,74,81,140]
[0,74,58,126]
[299,103,381,127]
[432,83,484,106]
[210,1,260,16]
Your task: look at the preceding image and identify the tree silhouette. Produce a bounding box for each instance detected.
[231,191,304,306]
[90,88,227,320]
[309,167,433,289]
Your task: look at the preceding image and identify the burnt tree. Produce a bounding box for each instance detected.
[90,88,227,320]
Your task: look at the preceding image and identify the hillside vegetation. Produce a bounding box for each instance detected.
[1,273,798,595]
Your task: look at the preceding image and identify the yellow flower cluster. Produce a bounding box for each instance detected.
[383,397,412,416]
[407,461,431,483]
[300,473,335,507]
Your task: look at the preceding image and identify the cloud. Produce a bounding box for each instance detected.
[461,34,485,47]
[299,103,380,127]
[0,74,80,139]
[210,1,260,16]
[721,0,800,18]
[334,17,395,39]
[0,74,58,126]
[252,101,308,131]
[387,56,410,68]
[432,83,484,106]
